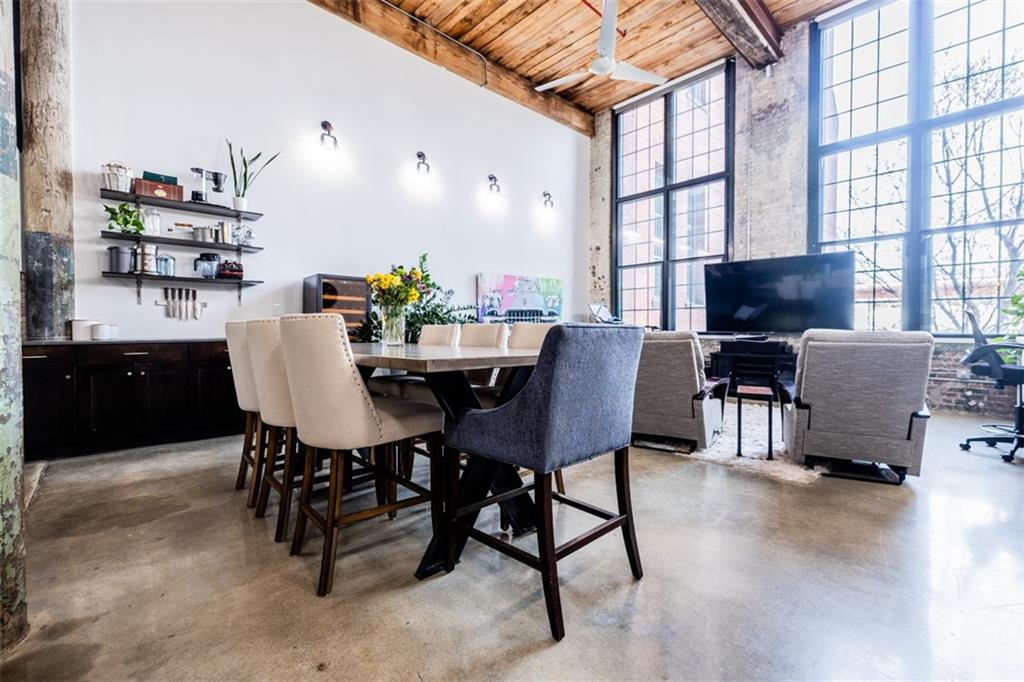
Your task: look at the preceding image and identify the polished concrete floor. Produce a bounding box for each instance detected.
[3,413,1022,680]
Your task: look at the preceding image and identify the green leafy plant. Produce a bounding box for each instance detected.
[103,203,144,234]
[356,253,476,343]
[996,267,1024,361]
[226,140,281,198]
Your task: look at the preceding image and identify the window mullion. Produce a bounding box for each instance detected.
[663,91,675,330]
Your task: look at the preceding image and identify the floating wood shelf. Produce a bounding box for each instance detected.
[102,271,263,305]
[101,230,263,254]
[100,188,263,221]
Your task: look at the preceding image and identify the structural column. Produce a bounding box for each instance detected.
[588,110,613,306]
[19,0,73,340]
[0,0,28,651]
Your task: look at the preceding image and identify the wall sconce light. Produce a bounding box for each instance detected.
[488,174,501,194]
[542,191,554,208]
[416,151,431,174]
[320,120,338,150]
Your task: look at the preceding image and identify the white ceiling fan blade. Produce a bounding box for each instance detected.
[611,61,667,85]
[534,70,590,92]
[596,0,619,58]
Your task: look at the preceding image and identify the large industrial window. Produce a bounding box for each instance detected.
[613,61,734,330]
[811,0,1023,334]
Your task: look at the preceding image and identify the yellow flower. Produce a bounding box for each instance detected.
[407,289,420,303]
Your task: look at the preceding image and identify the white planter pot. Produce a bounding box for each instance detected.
[233,196,248,211]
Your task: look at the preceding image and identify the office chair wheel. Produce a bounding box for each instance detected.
[959,441,971,451]
[1002,453,1015,463]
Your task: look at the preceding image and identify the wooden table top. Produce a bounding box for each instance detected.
[349,343,540,372]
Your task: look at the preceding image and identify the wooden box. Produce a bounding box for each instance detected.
[133,178,184,201]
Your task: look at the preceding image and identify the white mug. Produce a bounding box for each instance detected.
[71,319,99,341]
[91,323,112,341]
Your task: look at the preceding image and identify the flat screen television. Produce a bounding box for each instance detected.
[704,252,855,333]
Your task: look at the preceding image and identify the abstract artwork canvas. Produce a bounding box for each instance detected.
[476,273,563,323]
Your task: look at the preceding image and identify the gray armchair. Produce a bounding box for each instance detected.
[632,331,727,450]
[781,329,934,481]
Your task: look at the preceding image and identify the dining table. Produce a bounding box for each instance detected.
[348,342,541,579]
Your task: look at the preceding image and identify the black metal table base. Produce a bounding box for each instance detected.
[407,368,536,579]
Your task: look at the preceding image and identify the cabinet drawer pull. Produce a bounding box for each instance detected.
[23,355,48,360]
[65,374,71,380]
[123,351,149,356]
[126,371,133,376]
[139,371,147,376]
[227,365,232,370]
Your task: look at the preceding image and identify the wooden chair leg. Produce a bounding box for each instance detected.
[290,444,316,556]
[247,417,268,508]
[318,450,345,597]
[373,445,387,507]
[400,441,415,479]
[614,447,643,580]
[274,427,297,543]
[534,471,564,641]
[444,446,460,573]
[387,441,401,519]
[554,469,566,495]
[235,412,254,490]
[255,425,279,518]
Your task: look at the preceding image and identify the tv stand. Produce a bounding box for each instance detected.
[710,338,796,396]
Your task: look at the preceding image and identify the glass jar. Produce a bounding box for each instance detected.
[142,208,161,236]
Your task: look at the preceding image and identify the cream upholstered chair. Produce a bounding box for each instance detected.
[279,313,444,596]
[632,331,726,450]
[225,321,263,508]
[781,329,934,482]
[509,322,556,349]
[417,323,460,345]
[246,318,304,543]
[460,322,509,348]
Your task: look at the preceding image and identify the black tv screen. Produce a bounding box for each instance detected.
[704,252,855,333]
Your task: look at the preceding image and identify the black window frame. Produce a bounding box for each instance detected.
[808,0,1024,336]
[611,59,736,331]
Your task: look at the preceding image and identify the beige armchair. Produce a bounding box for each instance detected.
[632,331,726,450]
[781,329,933,481]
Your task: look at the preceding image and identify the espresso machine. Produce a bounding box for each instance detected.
[190,167,226,203]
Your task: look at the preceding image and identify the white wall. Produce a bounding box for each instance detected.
[70,1,590,339]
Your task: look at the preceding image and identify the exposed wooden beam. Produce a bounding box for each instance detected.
[308,0,595,136]
[693,0,782,69]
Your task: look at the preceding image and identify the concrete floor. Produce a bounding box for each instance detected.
[3,412,1022,680]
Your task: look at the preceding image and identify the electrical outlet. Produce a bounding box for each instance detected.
[272,303,283,317]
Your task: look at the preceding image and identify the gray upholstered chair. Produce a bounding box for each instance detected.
[444,323,645,640]
[632,331,727,450]
[225,321,263,507]
[781,329,934,482]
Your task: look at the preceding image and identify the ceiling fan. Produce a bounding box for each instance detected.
[534,0,668,92]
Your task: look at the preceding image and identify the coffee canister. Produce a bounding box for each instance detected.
[107,245,133,273]
[91,323,112,341]
[71,319,100,341]
[135,243,159,275]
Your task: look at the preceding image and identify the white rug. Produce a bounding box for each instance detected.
[635,402,822,485]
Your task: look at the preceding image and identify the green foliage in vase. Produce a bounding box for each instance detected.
[996,267,1024,362]
[104,203,144,234]
[356,253,476,343]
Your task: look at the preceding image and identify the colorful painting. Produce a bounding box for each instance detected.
[476,273,563,323]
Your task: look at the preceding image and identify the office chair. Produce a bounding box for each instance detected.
[958,311,1024,463]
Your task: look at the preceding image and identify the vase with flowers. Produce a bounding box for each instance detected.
[366,264,426,345]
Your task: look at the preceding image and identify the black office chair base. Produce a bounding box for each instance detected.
[959,435,1021,462]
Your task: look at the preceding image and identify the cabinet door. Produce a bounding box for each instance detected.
[192,364,243,431]
[22,352,75,459]
[137,363,190,435]
[76,363,142,442]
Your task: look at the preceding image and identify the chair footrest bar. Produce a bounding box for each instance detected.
[554,515,626,561]
[338,494,430,525]
[552,492,617,520]
[460,523,541,570]
[456,482,536,518]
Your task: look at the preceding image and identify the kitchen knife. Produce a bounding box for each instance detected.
[169,288,176,319]
[178,288,185,320]
[192,289,198,320]
[163,288,171,318]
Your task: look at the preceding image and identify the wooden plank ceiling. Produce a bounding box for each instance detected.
[314,0,848,133]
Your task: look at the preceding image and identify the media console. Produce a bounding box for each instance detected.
[709,337,796,396]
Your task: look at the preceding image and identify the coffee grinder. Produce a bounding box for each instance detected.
[190,167,226,203]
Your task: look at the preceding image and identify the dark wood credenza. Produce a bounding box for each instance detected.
[22,339,244,460]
